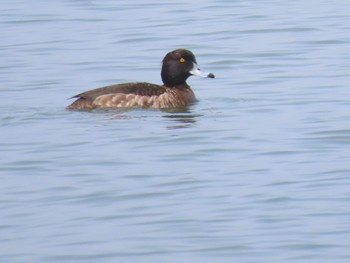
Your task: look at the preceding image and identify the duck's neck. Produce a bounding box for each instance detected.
[163,82,190,90]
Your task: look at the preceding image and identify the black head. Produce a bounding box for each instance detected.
[161,49,214,86]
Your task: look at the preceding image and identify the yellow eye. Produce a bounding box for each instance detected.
[179,58,185,63]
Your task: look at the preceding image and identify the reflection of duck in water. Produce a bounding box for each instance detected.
[163,113,202,130]
[66,49,214,110]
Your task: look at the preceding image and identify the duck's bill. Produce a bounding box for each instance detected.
[190,64,215,78]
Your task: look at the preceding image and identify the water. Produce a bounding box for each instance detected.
[1,0,350,262]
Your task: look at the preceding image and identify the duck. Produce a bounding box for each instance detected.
[66,49,215,110]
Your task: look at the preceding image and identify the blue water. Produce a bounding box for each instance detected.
[1,0,350,262]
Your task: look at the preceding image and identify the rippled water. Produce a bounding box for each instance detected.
[1,0,350,262]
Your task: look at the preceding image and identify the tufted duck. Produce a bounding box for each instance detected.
[66,49,214,110]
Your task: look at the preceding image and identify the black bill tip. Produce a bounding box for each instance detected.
[208,73,215,78]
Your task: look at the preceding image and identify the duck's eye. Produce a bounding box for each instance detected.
[179,58,185,63]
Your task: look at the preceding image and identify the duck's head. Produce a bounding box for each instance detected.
[161,49,215,87]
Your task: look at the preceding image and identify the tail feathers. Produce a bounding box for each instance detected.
[66,98,95,110]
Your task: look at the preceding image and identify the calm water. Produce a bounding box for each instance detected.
[1,0,350,262]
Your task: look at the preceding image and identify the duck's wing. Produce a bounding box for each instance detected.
[72,82,165,100]
[67,82,166,110]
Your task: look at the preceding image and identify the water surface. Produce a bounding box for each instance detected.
[1,0,350,262]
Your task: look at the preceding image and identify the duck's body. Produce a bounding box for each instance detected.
[66,82,196,110]
[67,49,214,110]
